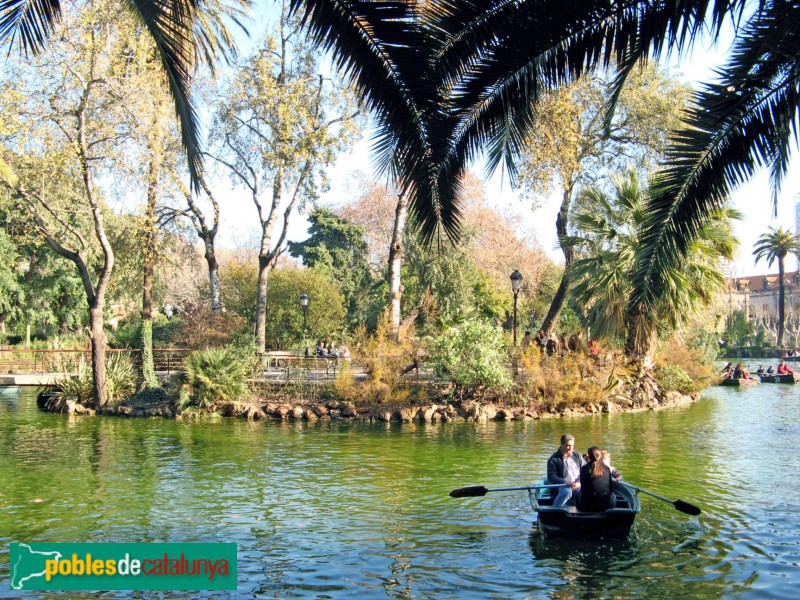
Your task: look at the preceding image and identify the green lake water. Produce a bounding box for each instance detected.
[1,383,799,599]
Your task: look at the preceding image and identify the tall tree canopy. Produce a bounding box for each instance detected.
[288,207,374,326]
[0,0,252,188]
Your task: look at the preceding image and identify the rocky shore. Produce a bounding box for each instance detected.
[38,389,699,422]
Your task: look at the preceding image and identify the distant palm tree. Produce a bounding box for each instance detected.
[569,170,739,361]
[0,0,251,188]
[753,227,800,347]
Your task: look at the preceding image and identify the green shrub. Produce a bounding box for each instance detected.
[105,353,136,403]
[52,352,136,407]
[178,348,249,410]
[656,364,695,394]
[427,320,512,394]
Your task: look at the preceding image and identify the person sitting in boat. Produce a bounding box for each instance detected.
[721,362,733,377]
[777,360,794,375]
[577,446,617,512]
[546,434,585,507]
[766,364,775,374]
[732,363,750,379]
[601,450,622,482]
[755,365,766,375]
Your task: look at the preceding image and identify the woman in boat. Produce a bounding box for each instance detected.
[577,446,616,512]
[721,362,734,377]
[732,363,750,379]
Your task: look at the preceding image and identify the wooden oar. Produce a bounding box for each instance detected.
[449,484,563,498]
[619,482,701,516]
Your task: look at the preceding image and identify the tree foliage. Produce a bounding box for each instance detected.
[428,320,513,394]
[288,207,374,326]
[569,170,739,357]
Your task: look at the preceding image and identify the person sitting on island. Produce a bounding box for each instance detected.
[588,338,600,357]
[339,345,351,361]
[777,360,794,375]
[601,450,622,482]
[316,341,327,357]
[534,329,547,349]
[520,331,533,348]
[732,362,750,379]
[546,434,585,507]
[577,446,617,512]
[756,364,766,375]
[766,364,776,374]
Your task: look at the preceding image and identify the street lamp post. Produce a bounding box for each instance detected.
[300,292,309,356]
[510,270,522,345]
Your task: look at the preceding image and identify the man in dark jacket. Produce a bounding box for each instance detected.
[547,434,585,507]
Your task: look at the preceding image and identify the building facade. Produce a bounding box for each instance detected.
[727,271,800,320]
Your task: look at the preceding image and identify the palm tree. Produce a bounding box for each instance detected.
[290,0,800,328]
[569,170,739,362]
[0,0,251,188]
[753,227,800,347]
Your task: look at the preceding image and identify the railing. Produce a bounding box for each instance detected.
[0,348,191,376]
[262,352,347,381]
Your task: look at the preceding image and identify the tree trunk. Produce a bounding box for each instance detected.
[205,237,222,313]
[542,185,575,335]
[254,254,270,351]
[388,193,408,340]
[90,305,108,407]
[778,257,786,347]
[624,307,658,367]
[140,145,159,388]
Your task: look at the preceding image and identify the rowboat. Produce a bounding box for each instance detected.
[529,480,640,539]
[717,377,758,386]
[758,373,796,384]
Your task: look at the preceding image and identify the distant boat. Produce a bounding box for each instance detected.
[758,373,796,384]
[718,377,758,387]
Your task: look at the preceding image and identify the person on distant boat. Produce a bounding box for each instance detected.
[777,360,794,375]
[546,434,585,508]
[766,364,775,374]
[721,362,734,377]
[601,450,623,482]
[577,446,617,512]
[756,365,766,375]
[732,363,750,379]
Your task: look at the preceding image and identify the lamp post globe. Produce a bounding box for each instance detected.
[300,293,309,355]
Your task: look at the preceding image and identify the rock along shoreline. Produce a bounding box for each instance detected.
[39,389,700,423]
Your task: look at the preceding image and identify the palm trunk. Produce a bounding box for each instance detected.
[388,193,408,340]
[778,258,785,346]
[624,307,658,366]
[542,185,575,335]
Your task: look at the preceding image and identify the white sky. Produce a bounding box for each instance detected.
[215,4,800,278]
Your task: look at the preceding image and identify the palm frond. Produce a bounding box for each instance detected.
[632,2,800,307]
[0,0,61,55]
